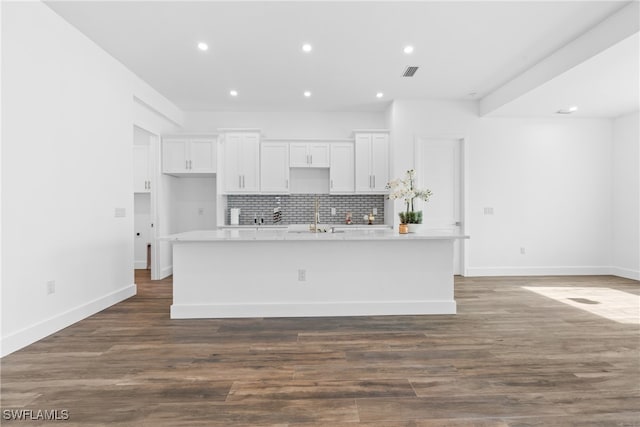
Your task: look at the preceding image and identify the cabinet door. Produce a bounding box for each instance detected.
[370,134,389,192]
[223,134,243,192]
[308,143,330,167]
[261,143,290,193]
[240,133,260,192]
[133,145,150,192]
[162,139,188,174]
[189,139,216,173]
[289,143,309,167]
[354,134,372,192]
[330,143,354,193]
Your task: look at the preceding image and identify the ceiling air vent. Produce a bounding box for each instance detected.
[403,66,419,77]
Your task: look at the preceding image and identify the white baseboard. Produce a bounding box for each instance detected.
[134,261,147,269]
[610,266,640,281]
[171,300,457,319]
[1,284,136,357]
[465,266,612,277]
[160,265,173,279]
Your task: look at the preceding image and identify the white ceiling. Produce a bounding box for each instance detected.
[45,1,638,117]
[488,32,639,118]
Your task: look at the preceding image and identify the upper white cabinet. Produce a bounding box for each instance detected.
[355,132,389,193]
[330,143,354,193]
[261,142,290,193]
[162,137,217,175]
[133,145,152,193]
[223,132,260,193]
[290,143,330,168]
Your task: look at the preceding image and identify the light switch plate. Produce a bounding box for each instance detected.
[114,208,126,218]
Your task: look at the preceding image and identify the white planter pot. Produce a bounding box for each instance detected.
[407,223,422,233]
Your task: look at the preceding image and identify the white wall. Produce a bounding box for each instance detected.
[612,111,640,280]
[184,111,386,138]
[389,99,615,276]
[1,2,181,356]
[469,117,612,275]
[169,177,217,233]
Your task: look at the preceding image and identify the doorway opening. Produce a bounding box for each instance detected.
[133,126,159,279]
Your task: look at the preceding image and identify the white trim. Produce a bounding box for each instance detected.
[352,129,391,133]
[263,137,354,143]
[1,284,136,357]
[134,261,147,270]
[163,132,219,138]
[160,265,173,279]
[610,266,640,281]
[466,266,613,277]
[217,128,261,133]
[171,300,456,319]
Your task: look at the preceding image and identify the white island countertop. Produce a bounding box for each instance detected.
[162,228,468,242]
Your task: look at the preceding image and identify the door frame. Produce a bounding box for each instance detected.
[133,125,161,280]
[414,134,469,276]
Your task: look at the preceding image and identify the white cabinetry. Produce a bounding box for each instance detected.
[355,132,389,193]
[261,142,290,193]
[162,137,216,175]
[329,143,354,193]
[223,132,260,193]
[133,145,152,193]
[290,143,330,168]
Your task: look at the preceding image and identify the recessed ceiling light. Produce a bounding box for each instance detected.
[403,45,414,54]
[302,43,312,53]
[229,90,238,97]
[376,92,384,98]
[197,42,208,51]
[304,91,312,97]
[556,105,578,114]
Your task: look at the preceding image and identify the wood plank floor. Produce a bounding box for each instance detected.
[1,272,639,426]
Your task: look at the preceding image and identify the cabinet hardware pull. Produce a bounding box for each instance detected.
[286,179,289,188]
[189,160,192,169]
[186,160,188,169]
[310,155,313,165]
[373,175,375,188]
[239,175,242,188]
[330,179,333,189]
[242,175,245,188]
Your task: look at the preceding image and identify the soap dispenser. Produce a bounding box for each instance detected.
[345,211,352,225]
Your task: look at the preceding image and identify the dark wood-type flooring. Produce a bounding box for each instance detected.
[1,272,639,426]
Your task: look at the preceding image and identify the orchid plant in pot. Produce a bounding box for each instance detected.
[386,169,432,233]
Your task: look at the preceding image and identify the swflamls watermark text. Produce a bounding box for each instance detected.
[2,409,69,421]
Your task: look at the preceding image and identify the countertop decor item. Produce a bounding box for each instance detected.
[387,169,432,232]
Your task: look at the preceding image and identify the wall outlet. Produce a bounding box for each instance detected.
[46,280,56,295]
[331,208,336,216]
[483,207,494,215]
[298,269,306,281]
[114,208,126,218]
[372,208,377,215]
[520,247,526,255]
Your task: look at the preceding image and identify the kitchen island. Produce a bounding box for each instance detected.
[164,228,468,319]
